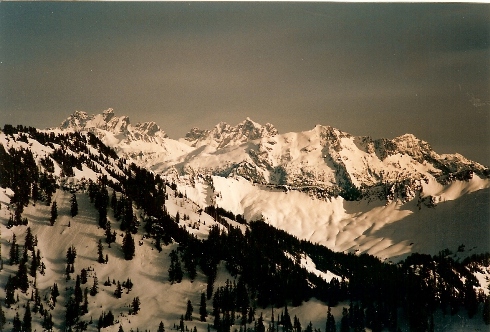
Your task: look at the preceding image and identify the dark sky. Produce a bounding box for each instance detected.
[1,2,489,165]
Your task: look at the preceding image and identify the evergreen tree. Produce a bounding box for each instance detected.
[0,302,5,331]
[65,296,80,327]
[16,259,29,292]
[122,231,135,260]
[185,300,193,321]
[66,245,77,264]
[200,292,207,322]
[42,312,54,331]
[90,276,98,296]
[464,279,478,318]
[82,287,89,314]
[24,227,34,251]
[326,306,336,332]
[70,193,78,217]
[158,321,165,332]
[105,221,115,245]
[131,297,141,314]
[51,283,60,306]
[50,201,57,226]
[97,239,105,263]
[180,315,185,332]
[115,281,123,298]
[169,250,183,283]
[118,325,124,332]
[257,313,266,332]
[111,190,117,211]
[483,296,490,325]
[283,305,292,332]
[23,302,32,332]
[340,308,349,332]
[75,275,83,303]
[80,268,88,284]
[5,275,15,307]
[13,312,22,332]
[9,234,18,265]
[29,249,38,277]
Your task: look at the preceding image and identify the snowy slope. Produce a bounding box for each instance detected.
[176,174,490,262]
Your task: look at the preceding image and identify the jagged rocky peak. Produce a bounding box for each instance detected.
[184,117,278,148]
[102,108,115,122]
[59,110,91,130]
[57,108,167,141]
[185,127,210,142]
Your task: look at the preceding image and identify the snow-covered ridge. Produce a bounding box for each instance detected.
[182,117,278,149]
[56,109,193,166]
[58,108,169,143]
[55,109,489,202]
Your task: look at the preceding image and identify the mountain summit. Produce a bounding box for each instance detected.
[183,117,278,149]
[58,108,168,143]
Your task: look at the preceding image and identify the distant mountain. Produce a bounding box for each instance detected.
[57,108,193,167]
[182,117,278,149]
[59,108,168,143]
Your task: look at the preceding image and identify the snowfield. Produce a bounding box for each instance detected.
[177,174,490,262]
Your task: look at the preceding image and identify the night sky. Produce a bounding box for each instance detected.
[1,2,489,165]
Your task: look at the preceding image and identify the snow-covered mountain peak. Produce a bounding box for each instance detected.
[183,118,278,148]
[102,107,115,122]
[57,109,169,141]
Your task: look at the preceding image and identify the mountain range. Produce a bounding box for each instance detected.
[0,108,489,331]
[53,109,490,260]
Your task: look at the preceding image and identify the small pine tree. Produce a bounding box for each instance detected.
[66,245,77,264]
[340,308,349,332]
[115,281,123,298]
[75,275,83,303]
[90,276,98,296]
[16,259,29,293]
[70,193,78,217]
[23,302,32,332]
[5,275,15,307]
[13,312,22,332]
[200,292,207,322]
[97,239,105,263]
[158,321,165,332]
[9,234,18,265]
[483,296,490,325]
[51,282,60,306]
[0,302,5,330]
[131,297,141,314]
[24,227,34,251]
[81,268,88,284]
[185,300,193,321]
[50,201,57,226]
[325,306,336,332]
[105,221,114,245]
[122,231,135,260]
